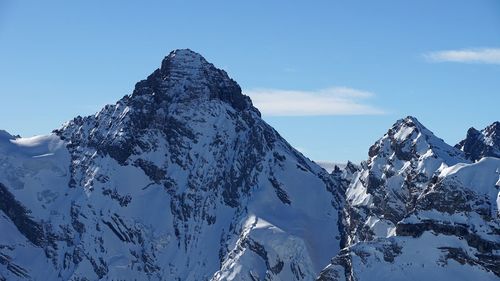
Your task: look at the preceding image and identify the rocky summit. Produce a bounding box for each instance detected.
[0,50,498,281]
[456,121,500,162]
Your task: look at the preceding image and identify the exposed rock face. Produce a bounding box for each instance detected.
[456,121,500,162]
[318,118,500,281]
[0,49,344,280]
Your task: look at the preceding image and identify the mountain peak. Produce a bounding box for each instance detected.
[390,116,427,141]
[401,115,421,124]
[160,48,208,74]
[127,49,255,113]
[456,121,500,161]
[56,49,261,164]
[466,126,481,136]
[368,116,466,164]
[168,48,204,59]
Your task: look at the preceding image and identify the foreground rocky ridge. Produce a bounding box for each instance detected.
[0,50,498,281]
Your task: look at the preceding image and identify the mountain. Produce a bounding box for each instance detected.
[456,121,500,162]
[317,117,499,281]
[343,116,469,244]
[0,49,344,280]
[1,49,499,281]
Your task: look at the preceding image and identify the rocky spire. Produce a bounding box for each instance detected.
[456,121,500,161]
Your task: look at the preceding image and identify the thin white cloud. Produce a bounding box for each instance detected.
[245,87,385,116]
[424,48,500,64]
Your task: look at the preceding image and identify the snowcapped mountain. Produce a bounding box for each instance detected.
[0,49,344,280]
[456,121,500,161]
[344,116,469,244]
[318,117,499,281]
[1,49,498,281]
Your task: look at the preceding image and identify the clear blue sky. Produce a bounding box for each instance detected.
[1,0,499,163]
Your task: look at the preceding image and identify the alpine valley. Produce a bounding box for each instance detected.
[0,50,498,281]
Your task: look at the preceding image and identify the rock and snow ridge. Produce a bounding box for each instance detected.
[0,49,344,281]
[344,116,470,244]
[318,117,499,281]
[0,49,499,281]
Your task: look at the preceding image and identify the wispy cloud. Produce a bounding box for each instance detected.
[245,87,385,116]
[424,48,500,64]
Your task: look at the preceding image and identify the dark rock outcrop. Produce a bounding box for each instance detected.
[456,121,500,161]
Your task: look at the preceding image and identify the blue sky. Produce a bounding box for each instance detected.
[0,0,499,163]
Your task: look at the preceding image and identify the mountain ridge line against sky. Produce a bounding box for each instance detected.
[0,0,499,162]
